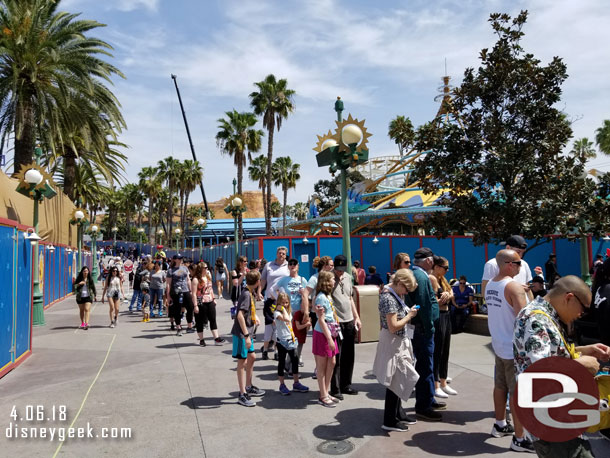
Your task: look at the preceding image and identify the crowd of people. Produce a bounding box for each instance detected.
[70,237,610,457]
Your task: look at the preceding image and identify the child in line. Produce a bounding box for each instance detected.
[141,284,151,322]
[231,270,265,407]
[274,293,309,395]
[312,271,340,408]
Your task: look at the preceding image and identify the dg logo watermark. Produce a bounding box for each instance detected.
[514,356,600,441]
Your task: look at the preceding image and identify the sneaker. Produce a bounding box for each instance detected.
[246,385,266,397]
[186,328,195,334]
[491,422,515,438]
[510,436,535,453]
[399,414,417,425]
[441,385,458,395]
[279,384,291,396]
[128,307,133,312]
[84,323,89,330]
[446,377,452,384]
[109,322,115,328]
[238,393,255,407]
[329,392,344,401]
[262,350,269,360]
[158,312,164,317]
[299,361,304,367]
[435,387,449,398]
[176,329,183,336]
[79,322,85,329]
[431,400,447,410]
[150,313,156,318]
[416,409,443,422]
[293,382,309,393]
[382,421,410,432]
[199,339,207,347]
[214,337,226,345]
[141,318,147,322]
[328,395,341,403]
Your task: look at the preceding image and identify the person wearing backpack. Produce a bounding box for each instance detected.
[129,258,145,312]
[215,257,228,298]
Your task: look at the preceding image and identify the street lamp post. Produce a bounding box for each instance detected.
[224,178,246,265]
[313,97,371,268]
[174,228,181,252]
[111,226,118,256]
[157,229,164,248]
[137,227,145,256]
[15,146,58,326]
[89,225,100,281]
[70,208,89,271]
[194,217,207,261]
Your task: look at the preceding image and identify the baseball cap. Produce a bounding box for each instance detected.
[506,235,527,250]
[288,258,299,265]
[172,254,183,260]
[531,276,545,285]
[334,255,348,272]
[414,247,434,260]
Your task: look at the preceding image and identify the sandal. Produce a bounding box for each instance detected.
[318,397,336,408]
[328,395,341,403]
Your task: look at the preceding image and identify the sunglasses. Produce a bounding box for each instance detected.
[439,265,449,270]
[505,260,522,266]
[402,260,411,265]
[459,282,466,285]
[570,292,587,312]
[288,262,298,266]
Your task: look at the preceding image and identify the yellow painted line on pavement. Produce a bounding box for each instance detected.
[52,333,116,458]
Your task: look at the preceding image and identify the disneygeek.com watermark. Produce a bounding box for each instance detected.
[514,356,601,441]
[4,405,132,442]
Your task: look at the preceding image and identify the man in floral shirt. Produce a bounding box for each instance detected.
[513,276,610,458]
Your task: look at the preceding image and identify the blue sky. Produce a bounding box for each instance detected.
[58,0,610,205]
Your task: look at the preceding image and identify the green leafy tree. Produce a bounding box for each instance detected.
[0,0,125,174]
[138,166,162,243]
[292,202,308,220]
[178,159,203,233]
[216,110,263,237]
[270,200,282,218]
[248,155,268,217]
[157,157,182,236]
[596,120,610,156]
[388,115,415,156]
[272,156,301,235]
[249,74,295,235]
[313,170,365,214]
[413,11,596,245]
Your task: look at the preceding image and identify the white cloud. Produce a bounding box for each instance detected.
[61,0,159,13]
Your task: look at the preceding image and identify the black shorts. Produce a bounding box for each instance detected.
[76,296,92,305]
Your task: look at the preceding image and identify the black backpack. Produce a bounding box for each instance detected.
[217,265,224,274]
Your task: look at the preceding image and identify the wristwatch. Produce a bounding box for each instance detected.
[243,333,250,338]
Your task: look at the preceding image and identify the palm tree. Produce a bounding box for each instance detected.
[388,115,415,156]
[138,166,162,243]
[249,74,296,235]
[178,159,203,233]
[248,155,268,217]
[157,157,182,236]
[0,0,126,174]
[293,202,308,220]
[216,110,263,237]
[572,138,597,160]
[596,120,610,156]
[272,156,300,235]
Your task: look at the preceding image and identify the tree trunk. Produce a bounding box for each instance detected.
[148,200,154,245]
[179,191,185,234]
[283,186,288,236]
[62,150,78,202]
[12,97,35,176]
[167,184,173,237]
[261,182,267,230]
[237,159,244,241]
[183,194,190,234]
[266,126,274,235]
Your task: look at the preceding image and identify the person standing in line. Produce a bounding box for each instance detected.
[329,255,362,400]
[231,270,265,407]
[431,256,457,399]
[166,254,195,337]
[273,292,309,396]
[129,259,144,312]
[312,271,339,407]
[259,246,290,360]
[544,253,560,288]
[485,249,533,453]
[306,256,334,330]
[514,276,610,456]
[365,266,384,288]
[276,257,309,369]
[214,257,228,298]
[352,260,366,285]
[482,235,533,302]
[408,247,444,422]
[102,266,123,328]
[231,256,249,308]
[373,269,419,432]
[149,261,166,318]
[191,261,225,347]
[74,266,96,330]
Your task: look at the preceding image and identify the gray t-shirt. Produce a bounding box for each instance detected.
[261,260,289,300]
[168,265,190,294]
[331,272,354,323]
[150,270,167,290]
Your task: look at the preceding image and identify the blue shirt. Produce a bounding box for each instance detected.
[313,292,335,333]
[276,275,307,312]
[452,284,474,307]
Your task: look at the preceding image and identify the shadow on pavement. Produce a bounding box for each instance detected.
[405,431,508,456]
[312,407,387,440]
[256,390,314,410]
[181,396,235,409]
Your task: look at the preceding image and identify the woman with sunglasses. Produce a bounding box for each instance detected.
[74,266,96,330]
[150,261,166,318]
[431,256,456,398]
[192,261,225,346]
[102,266,124,328]
[231,256,249,308]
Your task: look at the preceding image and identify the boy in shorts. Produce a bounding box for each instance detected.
[231,270,266,407]
[141,284,151,322]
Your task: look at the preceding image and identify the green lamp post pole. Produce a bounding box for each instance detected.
[174,228,181,252]
[137,227,144,257]
[74,211,87,271]
[90,225,99,281]
[28,147,46,326]
[225,178,246,266]
[196,217,206,261]
[335,99,352,268]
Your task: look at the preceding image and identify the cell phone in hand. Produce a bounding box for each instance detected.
[414,305,420,310]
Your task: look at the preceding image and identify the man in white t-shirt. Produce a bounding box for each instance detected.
[484,249,533,453]
[482,235,533,302]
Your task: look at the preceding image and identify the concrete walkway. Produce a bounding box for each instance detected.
[1,288,609,457]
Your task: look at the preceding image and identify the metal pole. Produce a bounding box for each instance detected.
[336,100,352,268]
[139,233,143,257]
[580,236,591,285]
[199,233,202,262]
[78,225,83,271]
[32,188,45,326]
[234,212,239,264]
[171,74,211,219]
[91,234,99,281]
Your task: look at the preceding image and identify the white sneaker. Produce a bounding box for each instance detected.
[435,388,449,398]
[446,377,452,384]
[442,385,458,395]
